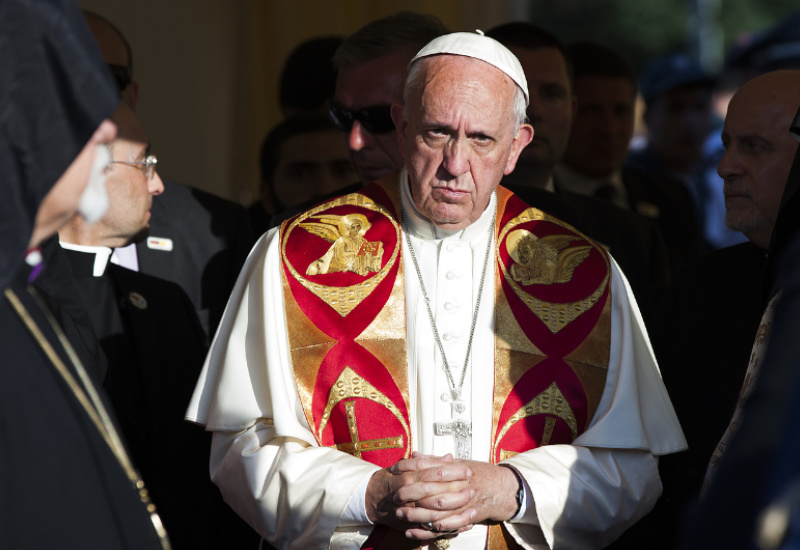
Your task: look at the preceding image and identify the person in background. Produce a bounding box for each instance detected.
[626,51,714,255]
[268,11,448,229]
[556,40,703,278]
[327,11,448,185]
[0,0,165,547]
[279,35,343,116]
[84,11,254,345]
[249,113,356,236]
[487,22,671,332]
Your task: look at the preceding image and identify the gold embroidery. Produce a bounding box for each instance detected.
[499,449,518,461]
[497,207,609,334]
[335,401,404,458]
[318,367,411,458]
[495,382,578,452]
[301,214,383,276]
[282,193,401,317]
[506,229,591,285]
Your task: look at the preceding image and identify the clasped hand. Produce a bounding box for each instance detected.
[365,452,520,541]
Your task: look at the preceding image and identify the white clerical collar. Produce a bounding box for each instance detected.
[399,168,497,243]
[59,241,118,276]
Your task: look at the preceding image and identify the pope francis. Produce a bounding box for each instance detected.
[187,31,686,550]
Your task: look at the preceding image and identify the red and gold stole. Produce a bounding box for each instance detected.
[280,177,612,549]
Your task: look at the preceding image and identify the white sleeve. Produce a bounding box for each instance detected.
[209,425,379,549]
[187,229,381,548]
[502,257,680,549]
[504,447,661,549]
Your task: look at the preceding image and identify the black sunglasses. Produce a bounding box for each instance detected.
[325,100,395,134]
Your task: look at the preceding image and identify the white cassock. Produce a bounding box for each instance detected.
[187,171,686,550]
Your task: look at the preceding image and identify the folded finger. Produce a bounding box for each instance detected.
[414,487,472,511]
[394,480,469,505]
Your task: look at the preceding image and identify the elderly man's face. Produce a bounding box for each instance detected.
[718,70,800,249]
[97,107,164,246]
[392,56,533,230]
[333,50,408,184]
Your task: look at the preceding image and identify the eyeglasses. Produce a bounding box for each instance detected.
[325,100,395,134]
[110,154,158,180]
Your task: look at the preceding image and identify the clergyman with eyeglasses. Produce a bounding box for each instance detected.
[53,104,241,547]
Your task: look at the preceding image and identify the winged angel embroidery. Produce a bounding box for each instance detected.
[506,229,591,285]
[301,214,384,276]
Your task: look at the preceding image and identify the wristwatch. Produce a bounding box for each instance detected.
[498,463,524,518]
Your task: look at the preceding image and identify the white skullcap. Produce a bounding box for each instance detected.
[410,30,529,105]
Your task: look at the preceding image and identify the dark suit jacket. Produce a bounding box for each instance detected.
[62,249,259,549]
[138,179,254,344]
[569,190,670,332]
[622,166,705,277]
[618,242,767,550]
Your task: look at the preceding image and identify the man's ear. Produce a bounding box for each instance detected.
[391,103,407,158]
[504,122,534,175]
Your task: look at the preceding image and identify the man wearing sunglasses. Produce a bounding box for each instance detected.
[267,12,448,230]
[328,12,448,184]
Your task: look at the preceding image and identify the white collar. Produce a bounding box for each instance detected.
[399,168,496,243]
[59,241,117,276]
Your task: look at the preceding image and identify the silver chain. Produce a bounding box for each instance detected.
[401,196,497,404]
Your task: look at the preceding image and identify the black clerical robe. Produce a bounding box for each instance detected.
[61,247,259,549]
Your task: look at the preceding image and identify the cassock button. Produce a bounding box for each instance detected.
[445,271,459,280]
[444,302,455,311]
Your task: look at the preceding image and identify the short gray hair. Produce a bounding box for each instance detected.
[333,12,448,69]
[403,57,528,130]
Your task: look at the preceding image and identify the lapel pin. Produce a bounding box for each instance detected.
[147,236,173,251]
[129,292,148,310]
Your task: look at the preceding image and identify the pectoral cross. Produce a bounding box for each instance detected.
[434,418,472,459]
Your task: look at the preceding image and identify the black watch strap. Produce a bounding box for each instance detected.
[498,463,525,518]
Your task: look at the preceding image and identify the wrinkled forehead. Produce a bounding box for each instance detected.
[410,55,518,121]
